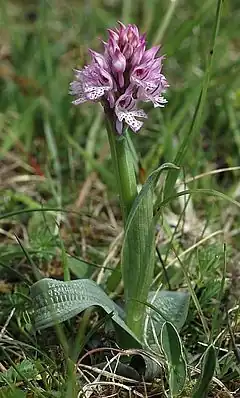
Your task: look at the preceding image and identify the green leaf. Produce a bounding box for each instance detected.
[106,266,122,293]
[28,210,57,237]
[0,387,27,398]
[192,344,216,398]
[30,278,140,343]
[147,290,190,345]
[122,163,178,337]
[0,359,39,385]
[67,255,95,279]
[161,322,187,397]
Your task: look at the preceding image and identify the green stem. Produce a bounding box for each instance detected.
[105,116,149,340]
[125,300,146,339]
[106,119,138,224]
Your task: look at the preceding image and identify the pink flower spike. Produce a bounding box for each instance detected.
[70,21,168,134]
[112,48,126,73]
[116,108,147,132]
[117,21,126,29]
[115,92,148,133]
[88,49,107,69]
[107,29,119,42]
[122,43,134,59]
[131,44,145,68]
[141,46,160,63]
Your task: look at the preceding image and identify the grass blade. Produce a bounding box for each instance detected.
[192,344,216,398]
[164,0,224,199]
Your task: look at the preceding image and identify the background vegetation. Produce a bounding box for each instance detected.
[0,0,239,396]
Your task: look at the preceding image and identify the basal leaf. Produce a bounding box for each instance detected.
[30,278,139,343]
[161,322,187,396]
[146,290,189,345]
[192,344,216,398]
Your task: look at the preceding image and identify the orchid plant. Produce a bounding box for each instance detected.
[30,22,189,352]
[22,0,226,391]
[69,22,172,337]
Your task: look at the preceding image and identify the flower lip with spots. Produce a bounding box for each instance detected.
[69,21,169,134]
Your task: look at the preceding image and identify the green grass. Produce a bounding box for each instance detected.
[0,0,240,396]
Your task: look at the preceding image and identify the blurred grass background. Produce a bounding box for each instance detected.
[1,0,239,193]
